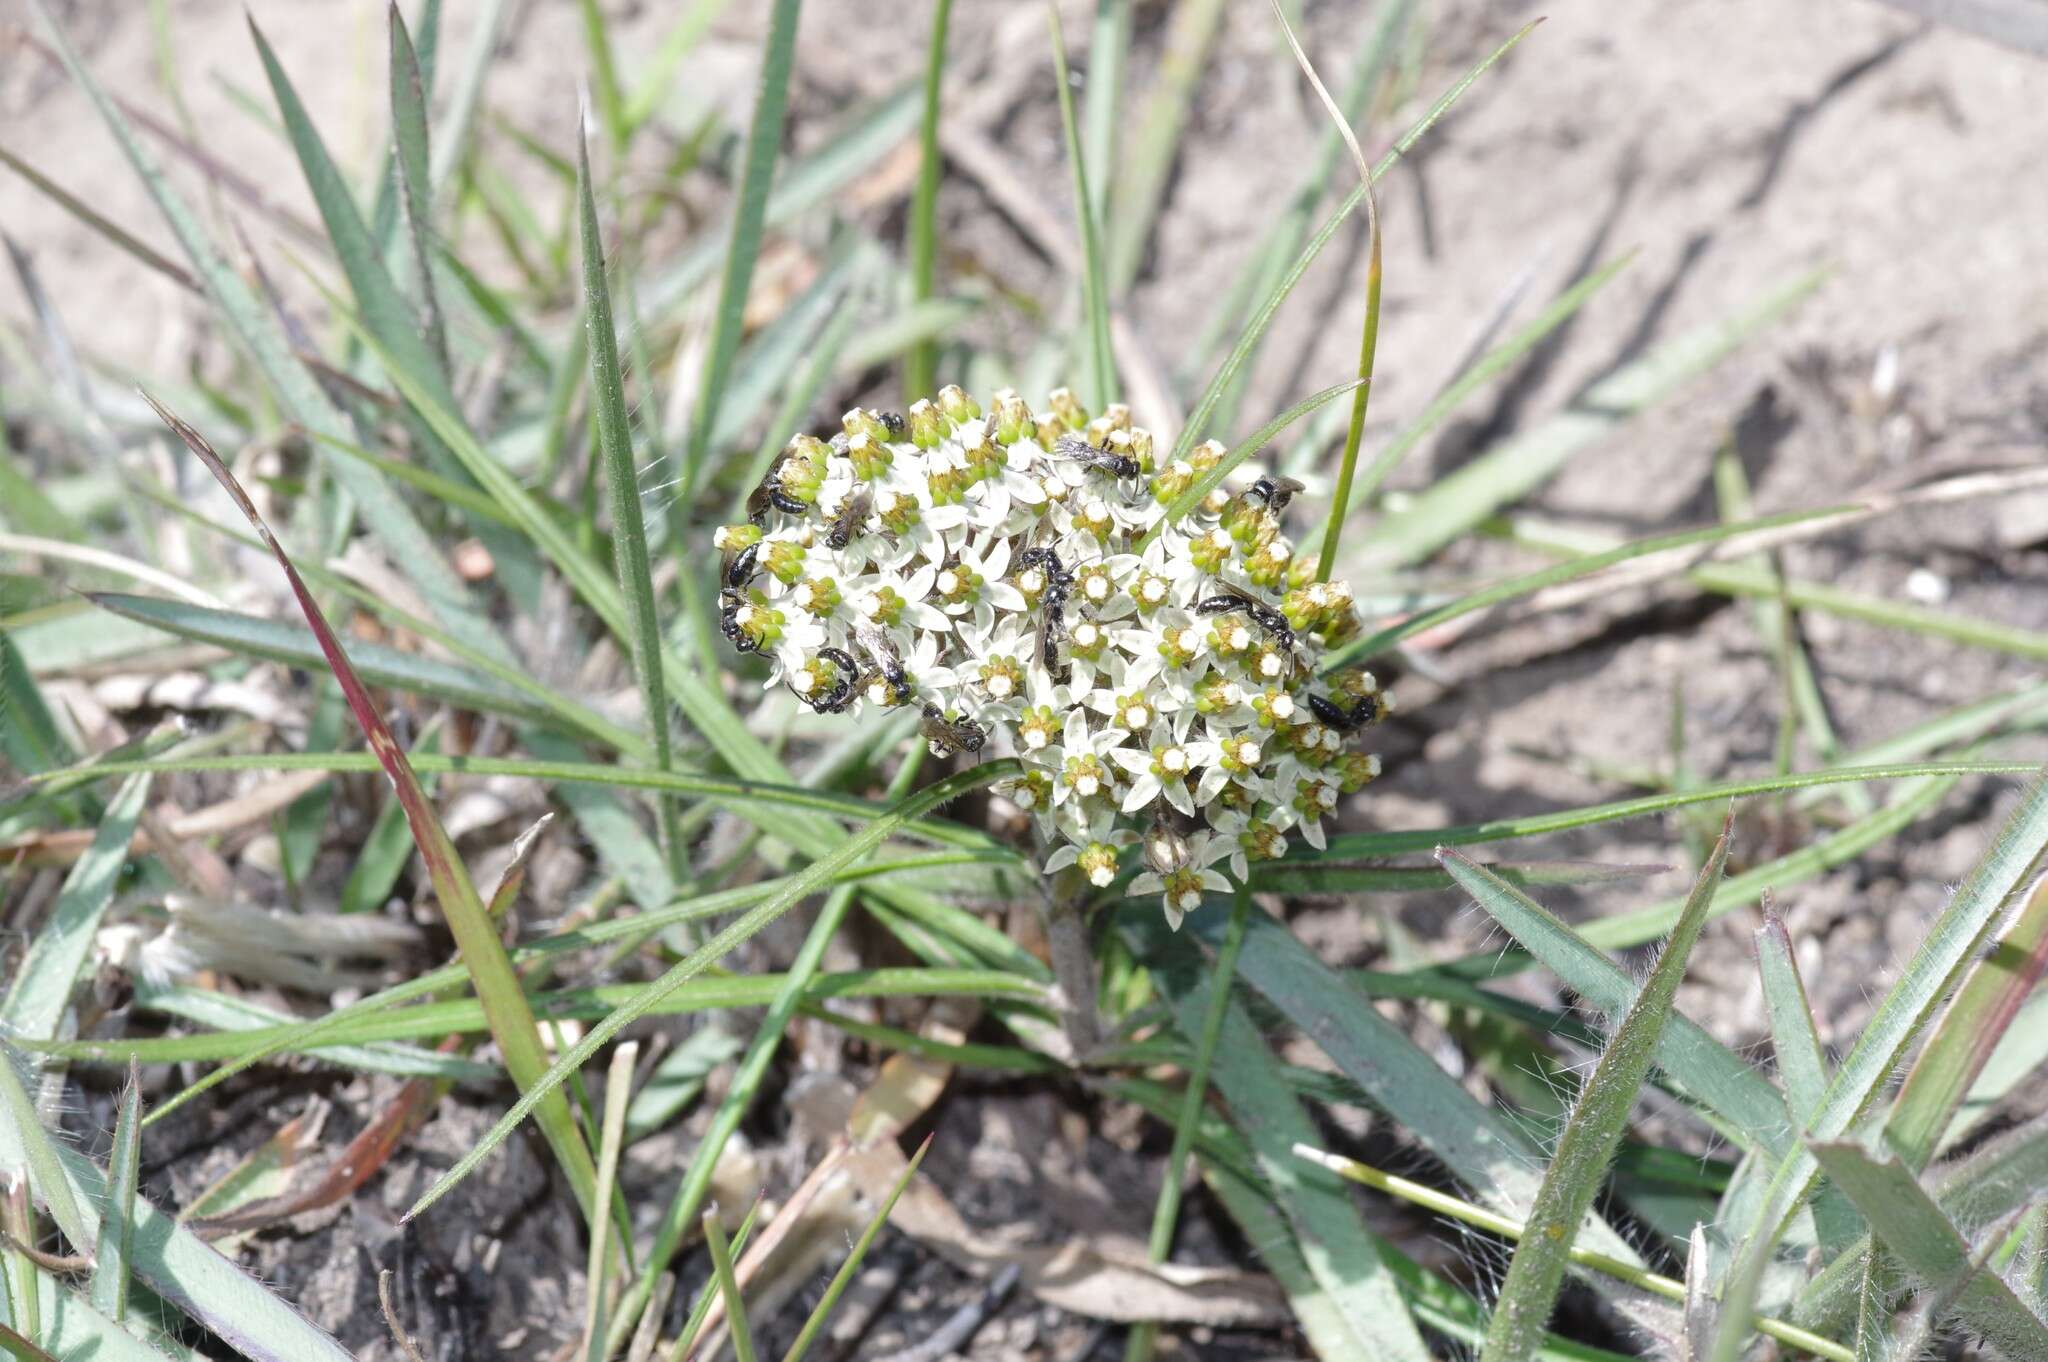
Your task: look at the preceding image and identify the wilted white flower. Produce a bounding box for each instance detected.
[718,388,1389,929]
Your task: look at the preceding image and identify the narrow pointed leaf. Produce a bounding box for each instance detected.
[1473,821,1730,1362]
[87,1062,140,1320]
[1808,1140,2048,1356]
[1436,840,1792,1158]
[140,393,599,1223]
[1756,908,1829,1127]
[2,773,148,1042]
[388,2,449,373]
[576,122,680,868]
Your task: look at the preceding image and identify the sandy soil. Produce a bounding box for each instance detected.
[8,0,2047,1357]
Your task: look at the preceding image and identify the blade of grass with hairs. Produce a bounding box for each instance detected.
[1471,820,1729,1362]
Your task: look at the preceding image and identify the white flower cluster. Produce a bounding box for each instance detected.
[715,386,1389,929]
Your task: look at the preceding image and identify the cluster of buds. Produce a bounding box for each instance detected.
[715,387,1390,929]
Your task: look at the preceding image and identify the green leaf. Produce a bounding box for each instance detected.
[400,760,1022,1223]
[1140,378,1365,549]
[0,626,78,786]
[1105,0,1227,296]
[26,0,491,659]
[1047,3,1116,411]
[1885,865,2048,1169]
[903,0,953,400]
[87,1062,140,1321]
[0,1043,92,1254]
[0,1054,353,1360]
[89,594,565,732]
[623,1028,743,1143]
[1755,908,1829,1128]
[577,119,682,873]
[1476,822,1730,1362]
[1808,1140,2048,1356]
[679,0,804,504]
[1711,762,2048,1361]
[1437,842,1792,1162]
[337,724,440,916]
[578,0,628,155]
[1129,908,1428,1360]
[1361,267,1825,570]
[141,394,601,1226]
[387,2,450,375]
[2,773,147,1042]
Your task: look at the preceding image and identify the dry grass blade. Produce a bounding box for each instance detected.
[135,391,601,1226]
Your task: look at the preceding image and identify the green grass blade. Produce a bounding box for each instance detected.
[580,1042,637,1362]
[577,120,682,875]
[1689,561,2048,663]
[27,0,494,660]
[1756,908,1829,1128]
[142,394,600,1224]
[904,0,954,399]
[1,773,147,1043]
[1047,2,1116,411]
[387,2,450,375]
[1809,1140,2048,1355]
[88,594,570,734]
[778,1136,930,1362]
[1126,883,1254,1362]
[703,1209,757,1362]
[1105,0,1225,296]
[1361,267,1825,570]
[0,1065,353,1361]
[1712,762,2048,1361]
[1476,822,1731,1362]
[1437,843,1792,1160]
[0,144,196,292]
[427,0,507,194]
[0,1044,91,1254]
[679,0,803,506]
[86,1062,140,1321]
[1139,378,1365,549]
[1324,505,1845,669]
[1885,866,2048,1169]
[0,628,77,785]
[578,0,628,155]
[1129,910,1428,1359]
[401,759,1020,1223]
[1174,20,1538,462]
[1266,0,1383,585]
[1301,255,1633,553]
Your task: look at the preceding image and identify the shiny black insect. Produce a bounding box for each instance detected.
[920,702,986,756]
[1244,474,1305,516]
[1307,691,1380,733]
[798,647,859,713]
[827,488,872,550]
[719,543,762,653]
[852,625,915,705]
[877,410,908,439]
[1195,587,1296,653]
[747,449,809,525]
[1050,433,1141,480]
[1016,547,1074,685]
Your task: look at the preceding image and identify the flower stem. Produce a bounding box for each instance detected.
[1045,867,1102,1059]
[1127,880,1251,1362]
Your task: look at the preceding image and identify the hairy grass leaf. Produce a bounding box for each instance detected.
[1711,762,2048,1361]
[1886,866,2048,1169]
[387,2,450,375]
[1438,843,1791,1161]
[1808,1140,2048,1355]
[86,1062,140,1321]
[1475,821,1729,1362]
[577,120,683,873]
[1755,908,1829,1128]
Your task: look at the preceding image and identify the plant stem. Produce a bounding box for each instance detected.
[1126,882,1251,1362]
[1045,868,1102,1058]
